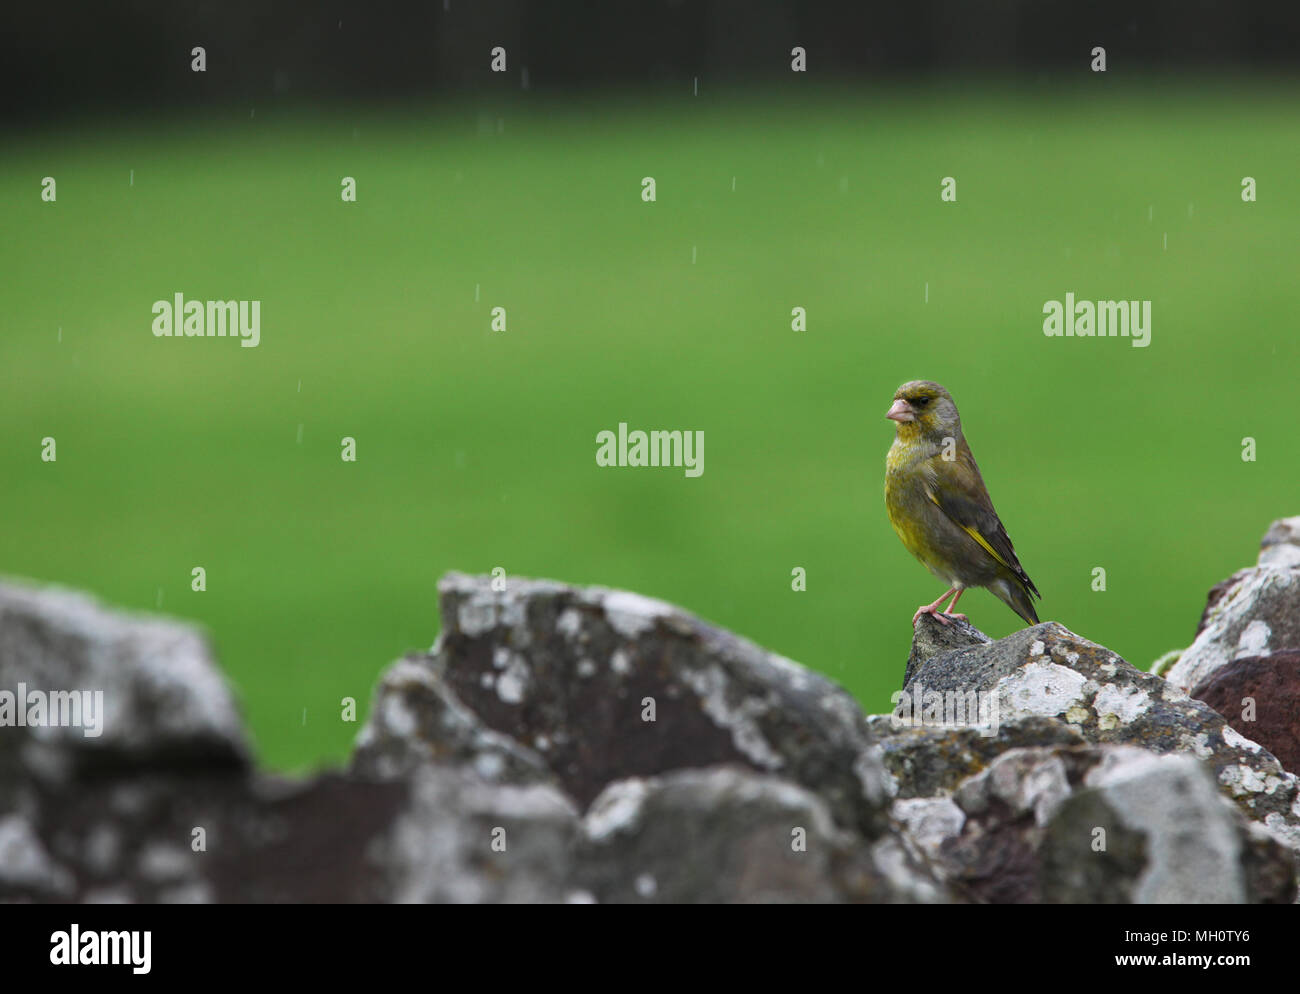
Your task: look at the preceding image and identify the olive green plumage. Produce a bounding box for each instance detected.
[884,380,1040,626]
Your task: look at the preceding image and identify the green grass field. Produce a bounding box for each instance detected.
[4,80,1298,773]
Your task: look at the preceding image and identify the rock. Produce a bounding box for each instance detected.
[7,562,1300,904]
[354,572,891,839]
[2,572,921,904]
[891,796,966,862]
[931,745,1296,904]
[1,769,410,903]
[577,766,946,903]
[1172,516,1300,690]
[0,579,249,773]
[205,774,411,902]
[1195,570,1253,638]
[902,615,1300,850]
[902,614,990,689]
[380,765,579,903]
[1190,652,1300,775]
[1173,569,1300,693]
[867,713,1086,799]
[350,657,553,787]
[0,813,75,898]
[1260,516,1300,568]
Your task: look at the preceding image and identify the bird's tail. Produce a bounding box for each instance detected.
[993,574,1039,626]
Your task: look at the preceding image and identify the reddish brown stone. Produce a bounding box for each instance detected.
[1190,651,1300,775]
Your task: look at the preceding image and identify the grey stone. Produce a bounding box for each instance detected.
[8,562,1298,905]
[1260,516,1300,569]
[350,656,552,787]
[380,765,578,904]
[930,745,1296,903]
[0,580,249,773]
[1172,516,1300,689]
[355,572,892,839]
[1172,568,1300,694]
[902,615,1300,851]
[577,766,947,903]
[867,713,1085,799]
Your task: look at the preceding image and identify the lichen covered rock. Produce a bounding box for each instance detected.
[577,766,946,903]
[6,538,1299,905]
[902,616,1300,851]
[0,580,249,772]
[355,572,892,839]
[1170,516,1300,692]
[927,745,1295,904]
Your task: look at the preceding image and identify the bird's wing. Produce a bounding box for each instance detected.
[924,439,1040,597]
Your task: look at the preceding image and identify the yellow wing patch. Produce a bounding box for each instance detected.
[926,487,1014,573]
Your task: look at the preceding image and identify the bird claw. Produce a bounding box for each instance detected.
[913,604,950,626]
[912,605,968,626]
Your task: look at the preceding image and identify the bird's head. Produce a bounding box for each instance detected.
[886,380,961,442]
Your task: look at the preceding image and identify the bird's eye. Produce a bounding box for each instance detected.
[911,396,929,407]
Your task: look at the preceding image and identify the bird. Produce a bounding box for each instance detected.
[884,380,1040,627]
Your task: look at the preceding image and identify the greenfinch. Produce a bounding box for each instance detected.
[884,380,1040,627]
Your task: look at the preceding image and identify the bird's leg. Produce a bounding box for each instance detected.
[941,587,967,622]
[913,587,957,626]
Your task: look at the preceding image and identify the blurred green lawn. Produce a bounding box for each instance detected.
[3,80,1298,772]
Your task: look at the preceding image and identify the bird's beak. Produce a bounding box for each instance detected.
[886,399,915,423]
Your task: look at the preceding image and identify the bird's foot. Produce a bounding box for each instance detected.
[913,604,959,626]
